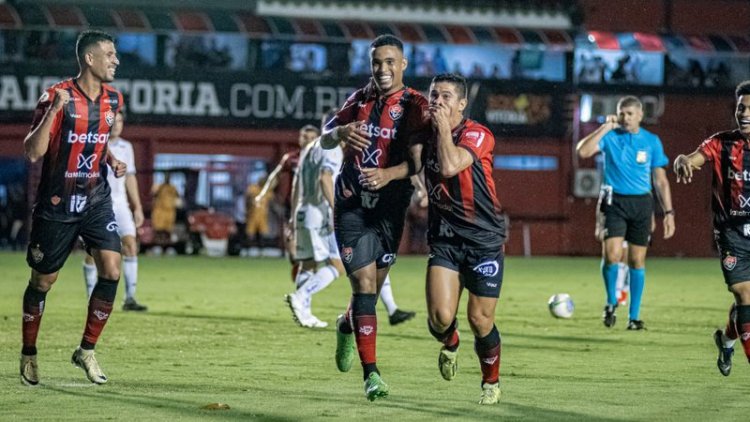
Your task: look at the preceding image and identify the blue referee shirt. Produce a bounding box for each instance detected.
[599,127,668,195]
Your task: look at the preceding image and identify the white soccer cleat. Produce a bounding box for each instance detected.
[20,354,39,386]
[306,314,329,328]
[71,347,107,384]
[285,292,312,327]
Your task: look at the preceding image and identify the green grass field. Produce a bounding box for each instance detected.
[0,252,747,421]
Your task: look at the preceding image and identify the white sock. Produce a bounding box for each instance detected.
[83,263,97,298]
[123,256,138,300]
[379,275,398,316]
[304,265,338,296]
[294,270,314,310]
[616,263,629,293]
[722,331,737,348]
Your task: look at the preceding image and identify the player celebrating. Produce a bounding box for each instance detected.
[82,110,147,311]
[577,96,675,330]
[673,80,750,376]
[422,74,506,405]
[285,115,417,329]
[320,34,429,401]
[20,30,125,386]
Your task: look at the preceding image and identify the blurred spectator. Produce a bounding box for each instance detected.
[151,174,182,247]
[245,177,274,256]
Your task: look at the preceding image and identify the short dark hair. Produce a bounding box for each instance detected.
[76,30,114,65]
[736,80,750,99]
[370,34,403,52]
[431,73,467,99]
[617,95,642,110]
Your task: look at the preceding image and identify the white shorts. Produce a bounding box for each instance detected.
[295,204,332,262]
[327,231,340,260]
[113,202,136,238]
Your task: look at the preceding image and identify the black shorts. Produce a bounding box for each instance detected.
[600,193,653,246]
[334,197,409,275]
[715,225,750,285]
[428,242,504,298]
[27,200,121,274]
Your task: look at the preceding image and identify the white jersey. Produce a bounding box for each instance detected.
[107,137,136,208]
[295,140,342,208]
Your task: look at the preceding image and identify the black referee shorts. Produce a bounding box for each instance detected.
[600,193,653,247]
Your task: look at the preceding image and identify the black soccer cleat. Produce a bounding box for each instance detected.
[389,309,416,326]
[714,329,734,376]
[626,320,646,330]
[602,305,617,328]
[122,298,148,312]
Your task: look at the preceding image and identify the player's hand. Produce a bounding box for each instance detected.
[359,167,391,191]
[429,102,452,131]
[336,121,370,152]
[663,214,675,239]
[133,207,145,228]
[603,114,620,129]
[673,154,700,184]
[111,158,127,178]
[52,89,70,112]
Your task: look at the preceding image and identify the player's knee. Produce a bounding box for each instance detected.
[29,272,58,292]
[120,236,138,257]
[330,259,345,276]
[730,282,750,304]
[428,308,455,331]
[467,312,493,334]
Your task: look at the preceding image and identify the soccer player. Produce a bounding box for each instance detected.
[82,109,147,311]
[673,80,750,376]
[320,34,429,401]
[20,30,125,386]
[255,126,317,270]
[577,96,675,330]
[285,117,417,329]
[422,73,505,405]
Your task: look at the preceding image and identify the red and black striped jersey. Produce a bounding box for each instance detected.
[326,82,430,206]
[30,78,124,222]
[424,118,506,248]
[698,129,750,227]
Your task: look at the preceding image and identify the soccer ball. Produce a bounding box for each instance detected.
[548,293,574,319]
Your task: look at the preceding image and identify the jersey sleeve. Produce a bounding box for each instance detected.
[650,136,669,168]
[402,93,431,146]
[457,126,495,161]
[597,130,614,154]
[324,89,362,132]
[321,145,343,175]
[697,136,721,162]
[30,87,62,135]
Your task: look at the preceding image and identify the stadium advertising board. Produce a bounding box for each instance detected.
[0,66,563,135]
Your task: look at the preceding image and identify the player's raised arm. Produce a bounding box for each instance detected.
[321,121,370,152]
[576,115,618,159]
[673,151,706,184]
[24,88,69,162]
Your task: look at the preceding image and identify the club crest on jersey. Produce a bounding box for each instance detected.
[50,195,61,206]
[342,247,353,263]
[30,244,44,263]
[389,104,404,121]
[105,110,115,127]
[723,255,737,271]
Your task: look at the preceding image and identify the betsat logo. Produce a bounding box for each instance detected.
[727,167,750,182]
[358,123,397,140]
[67,131,110,144]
